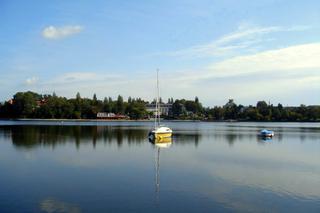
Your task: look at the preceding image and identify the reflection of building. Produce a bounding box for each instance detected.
[146,103,172,116]
[96,112,129,120]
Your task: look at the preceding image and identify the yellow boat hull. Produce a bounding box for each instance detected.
[154,133,172,139]
[155,133,172,140]
[149,135,172,146]
[149,132,172,141]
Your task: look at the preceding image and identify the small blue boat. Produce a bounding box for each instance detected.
[260,129,274,137]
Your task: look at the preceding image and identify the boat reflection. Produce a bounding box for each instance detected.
[149,137,172,148]
[149,137,172,202]
[261,137,273,142]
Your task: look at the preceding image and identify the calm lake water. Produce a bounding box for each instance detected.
[0,121,319,213]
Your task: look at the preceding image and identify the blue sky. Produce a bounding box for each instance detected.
[0,0,319,106]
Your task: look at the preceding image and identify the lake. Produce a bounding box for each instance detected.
[0,121,319,212]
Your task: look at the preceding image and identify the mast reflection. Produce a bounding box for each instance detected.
[149,137,172,202]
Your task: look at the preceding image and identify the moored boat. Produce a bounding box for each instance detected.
[149,126,172,140]
[260,129,274,137]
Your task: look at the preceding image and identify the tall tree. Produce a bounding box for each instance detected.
[76,92,81,101]
[195,96,199,104]
[92,93,98,105]
[12,91,40,118]
[256,101,271,120]
[116,95,124,114]
[224,99,237,120]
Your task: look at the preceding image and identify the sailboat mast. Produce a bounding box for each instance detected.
[154,70,158,129]
[155,147,160,194]
[157,69,160,126]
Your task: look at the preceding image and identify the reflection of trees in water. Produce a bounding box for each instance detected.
[201,131,257,146]
[2,125,318,149]
[173,133,201,147]
[1,125,204,149]
[2,125,148,149]
[174,130,265,147]
[225,134,237,146]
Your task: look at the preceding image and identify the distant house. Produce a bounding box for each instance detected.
[96,112,129,120]
[7,99,13,105]
[145,103,172,116]
[36,99,47,107]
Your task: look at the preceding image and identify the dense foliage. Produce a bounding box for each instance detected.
[204,100,320,122]
[0,91,148,119]
[0,91,319,121]
[166,98,320,121]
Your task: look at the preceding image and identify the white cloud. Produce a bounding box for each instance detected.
[25,77,38,85]
[42,25,84,39]
[207,42,320,77]
[170,42,320,83]
[166,24,311,58]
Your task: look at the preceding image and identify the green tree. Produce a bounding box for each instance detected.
[103,97,111,112]
[0,101,14,118]
[127,99,147,119]
[208,106,224,120]
[12,91,41,118]
[116,95,124,114]
[224,99,237,120]
[256,101,271,120]
[271,107,281,121]
[171,100,185,118]
[92,93,98,105]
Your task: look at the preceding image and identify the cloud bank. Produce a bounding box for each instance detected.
[208,42,320,77]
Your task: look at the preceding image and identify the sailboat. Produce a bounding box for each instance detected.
[148,70,173,140]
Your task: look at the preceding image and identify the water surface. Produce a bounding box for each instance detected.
[0,121,319,212]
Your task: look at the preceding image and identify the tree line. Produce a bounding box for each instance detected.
[0,91,148,119]
[169,98,320,121]
[0,91,319,121]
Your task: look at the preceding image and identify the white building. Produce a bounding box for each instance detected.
[145,103,172,116]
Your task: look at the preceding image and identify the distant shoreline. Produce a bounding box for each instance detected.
[0,118,202,122]
[2,91,319,122]
[1,118,150,122]
[0,118,319,123]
